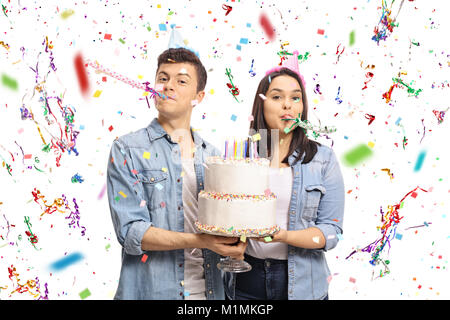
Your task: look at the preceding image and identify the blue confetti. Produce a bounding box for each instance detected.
[50,252,84,272]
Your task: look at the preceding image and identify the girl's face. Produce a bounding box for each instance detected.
[263,75,304,134]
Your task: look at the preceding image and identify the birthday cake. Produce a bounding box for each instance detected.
[196,156,279,237]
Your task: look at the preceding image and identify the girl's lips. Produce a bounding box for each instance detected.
[281,114,293,120]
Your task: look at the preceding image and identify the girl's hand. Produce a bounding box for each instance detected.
[254,229,288,243]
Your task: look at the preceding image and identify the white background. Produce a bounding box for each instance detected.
[0,0,448,299]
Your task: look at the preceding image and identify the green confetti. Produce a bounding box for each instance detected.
[342,144,373,167]
[79,288,91,299]
[1,73,18,91]
[349,30,355,46]
[264,236,272,242]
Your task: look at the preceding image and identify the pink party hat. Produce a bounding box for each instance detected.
[265,50,306,87]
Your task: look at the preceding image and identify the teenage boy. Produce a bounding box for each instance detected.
[107,48,247,300]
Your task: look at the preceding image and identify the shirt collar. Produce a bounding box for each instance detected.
[146,118,206,148]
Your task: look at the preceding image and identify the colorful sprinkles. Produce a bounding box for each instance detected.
[195,221,280,237]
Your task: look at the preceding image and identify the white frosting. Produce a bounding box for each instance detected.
[204,157,270,195]
[197,156,277,235]
[198,192,276,231]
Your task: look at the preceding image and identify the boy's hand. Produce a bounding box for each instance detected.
[200,234,248,260]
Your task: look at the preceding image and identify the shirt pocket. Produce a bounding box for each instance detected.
[302,185,326,221]
[137,169,169,211]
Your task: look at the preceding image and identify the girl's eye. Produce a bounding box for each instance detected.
[272,95,281,100]
[293,97,301,102]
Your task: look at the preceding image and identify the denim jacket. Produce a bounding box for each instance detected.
[107,118,224,300]
[225,144,345,300]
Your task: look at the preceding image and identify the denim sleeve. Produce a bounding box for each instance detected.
[107,139,152,256]
[314,148,345,251]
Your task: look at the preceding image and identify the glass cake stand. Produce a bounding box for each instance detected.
[197,226,280,273]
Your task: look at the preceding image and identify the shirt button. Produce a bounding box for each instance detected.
[206,264,210,268]
[179,263,183,267]
[177,178,181,183]
[178,206,182,211]
[290,210,295,215]
[208,290,213,295]
[179,292,183,296]
[150,177,155,182]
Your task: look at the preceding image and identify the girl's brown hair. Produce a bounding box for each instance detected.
[250,67,320,165]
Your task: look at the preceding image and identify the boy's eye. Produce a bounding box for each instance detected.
[179,80,187,84]
[158,77,167,82]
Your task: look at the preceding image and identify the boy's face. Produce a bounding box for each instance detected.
[154,62,205,119]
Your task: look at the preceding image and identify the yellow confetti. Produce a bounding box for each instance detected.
[368,141,375,148]
[240,235,247,243]
[143,152,151,159]
[119,191,127,198]
[161,167,168,172]
[60,9,75,19]
[93,90,102,98]
[209,89,214,94]
[252,133,261,142]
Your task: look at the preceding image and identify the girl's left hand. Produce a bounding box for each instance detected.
[254,229,288,243]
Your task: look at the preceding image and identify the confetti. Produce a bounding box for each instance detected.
[93,90,102,98]
[259,12,275,41]
[346,186,428,277]
[222,4,232,16]
[74,52,90,97]
[413,150,426,172]
[79,288,91,300]
[1,73,18,91]
[118,191,127,198]
[60,9,75,19]
[349,30,355,46]
[49,252,84,271]
[143,152,151,159]
[342,144,373,167]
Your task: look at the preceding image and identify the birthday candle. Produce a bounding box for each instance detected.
[240,140,243,159]
[244,139,248,159]
[224,140,228,159]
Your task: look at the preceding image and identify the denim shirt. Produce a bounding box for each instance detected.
[106,118,223,300]
[225,144,345,300]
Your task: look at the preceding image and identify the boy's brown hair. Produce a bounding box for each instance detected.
[156,48,207,93]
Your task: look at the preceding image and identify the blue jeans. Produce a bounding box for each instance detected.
[234,254,288,300]
[232,254,329,300]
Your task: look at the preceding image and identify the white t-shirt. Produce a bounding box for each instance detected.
[246,166,292,260]
[181,157,206,300]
